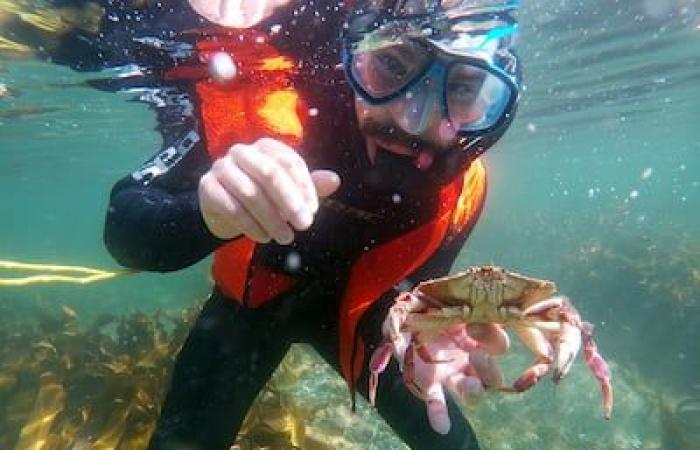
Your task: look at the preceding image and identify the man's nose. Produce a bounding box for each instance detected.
[391,77,442,136]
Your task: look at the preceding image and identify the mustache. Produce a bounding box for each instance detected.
[359,118,434,152]
[359,118,466,153]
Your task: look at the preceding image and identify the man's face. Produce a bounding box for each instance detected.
[352,45,489,172]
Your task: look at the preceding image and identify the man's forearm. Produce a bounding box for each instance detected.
[104,180,225,272]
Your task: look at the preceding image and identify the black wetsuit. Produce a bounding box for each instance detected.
[54,1,484,448]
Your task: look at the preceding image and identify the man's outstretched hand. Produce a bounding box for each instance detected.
[371,321,509,435]
[410,324,509,434]
[199,138,340,244]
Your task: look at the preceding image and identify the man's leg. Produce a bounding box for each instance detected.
[148,290,291,450]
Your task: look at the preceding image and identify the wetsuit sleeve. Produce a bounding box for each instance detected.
[104,129,227,272]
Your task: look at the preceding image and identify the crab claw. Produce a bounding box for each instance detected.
[369,342,394,406]
[512,361,551,392]
[583,334,613,419]
[553,320,582,383]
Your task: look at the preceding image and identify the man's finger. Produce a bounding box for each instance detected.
[233,146,312,231]
[278,153,319,214]
[445,372,484,406]
[470,351,504,389]
[425,382,451,435]
[216,157,294,244]
[200,176,270,242]
[257,139,320,214]
[311,170,341,198]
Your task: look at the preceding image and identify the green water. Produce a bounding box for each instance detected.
[0,62,212,317]
[1,0,699,448]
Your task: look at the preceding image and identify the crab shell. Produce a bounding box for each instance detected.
[414,265,558,323]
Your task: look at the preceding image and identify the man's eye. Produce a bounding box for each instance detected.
[449,82,477,99]
[377,53,408,79]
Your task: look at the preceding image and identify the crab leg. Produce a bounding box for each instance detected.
[446,326,482,353]
[384,292,425,339]
[369,342,394,406]
[404,311,469,337]
[412,332,456,364]
[508,324,554,392]
[549,297,584,383]
[524,296,584,384]
[522,295,565,318]
[583,333,613,419]
[370,291,427,404]
[552,320,582,382]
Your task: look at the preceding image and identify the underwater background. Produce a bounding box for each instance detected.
[1,0,699,448]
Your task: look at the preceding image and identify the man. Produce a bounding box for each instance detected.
[102,0,522,448]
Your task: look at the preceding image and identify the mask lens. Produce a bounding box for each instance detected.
[446,63,514,132]
[350,41,431,99]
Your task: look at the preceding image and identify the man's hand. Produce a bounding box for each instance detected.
[199,138,340,244]
[407,324,509,434]
[370,320,509,435]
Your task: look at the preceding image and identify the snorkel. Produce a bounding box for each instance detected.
[343,1,522,183]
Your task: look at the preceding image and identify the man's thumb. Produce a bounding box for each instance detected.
[311,170,341,198]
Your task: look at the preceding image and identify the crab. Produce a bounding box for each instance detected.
[369,265,613,419]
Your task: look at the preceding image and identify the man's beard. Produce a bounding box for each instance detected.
[358,118,457,156]
[358,118,472,194]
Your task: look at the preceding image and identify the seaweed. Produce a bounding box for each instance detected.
[0,304,194,449]
[659,395,700,450]
[0,303,404,450]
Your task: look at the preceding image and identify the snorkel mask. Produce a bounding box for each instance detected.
[342,0,522,161]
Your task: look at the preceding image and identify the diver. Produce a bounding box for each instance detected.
[88,0,523,449]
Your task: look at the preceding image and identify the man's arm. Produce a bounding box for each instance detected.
[104,129,226,272]
[106,135,342,272]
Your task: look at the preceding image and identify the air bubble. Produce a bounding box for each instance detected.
[285,251,302,272]
[209,52,237,83]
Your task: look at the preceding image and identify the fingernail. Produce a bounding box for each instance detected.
[275,229,294,245]
[295,210,314,229]
[429,410,451,435]
[289,195,304,215]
